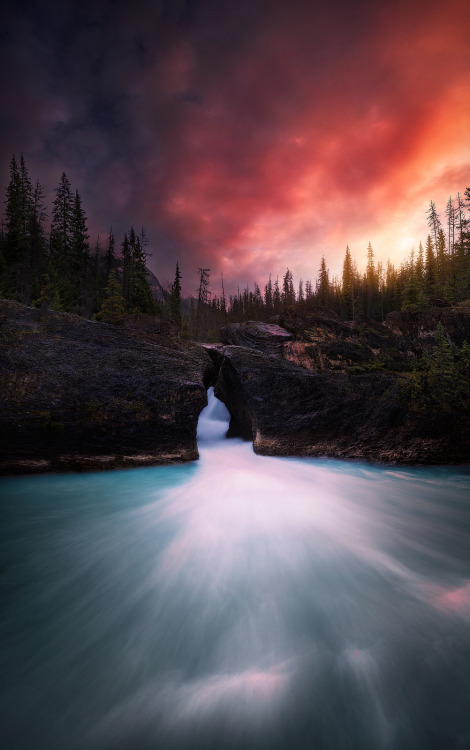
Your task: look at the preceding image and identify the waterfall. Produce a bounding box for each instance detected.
[196,386,231,444]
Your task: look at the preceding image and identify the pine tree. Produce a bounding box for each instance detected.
[445,196,455,255]
[316,256,330,308]
[121,232,132,304]
[455,192,467,240]
[428,322,460,410]
[435,227,447,292]
[49,172,75,306]
[1,155,49,303]
[170,261,182,327]
[91,236,107,314]
[220,273,227,316]
[2,154,33,300]
[453,235,470,301]
[195,267,210,339]
[282,268,295,310]
[341,245,354,319]
[70,189,90,312]
[50,172,74,266]
[34,273,63,311]
[424,235,436,295]
[426,200,441,248]
[264,274,273,316]
[105,228,116,279]
[364,241,379,319]
[253,282,263,316]
[401,253,425,315]
[130,233,155,314]
[384,260,400,315]
[415,241,424,284]
[273,276,281,313]
[98,269,126,323]
[242,285,250,318]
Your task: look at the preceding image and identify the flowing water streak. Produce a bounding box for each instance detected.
[1,388,470,749]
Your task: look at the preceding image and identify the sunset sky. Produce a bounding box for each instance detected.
[1,0,469,296]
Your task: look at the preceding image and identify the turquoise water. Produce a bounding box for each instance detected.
[1,390,470,749]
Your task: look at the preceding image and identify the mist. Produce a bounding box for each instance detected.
[1,389,470,748]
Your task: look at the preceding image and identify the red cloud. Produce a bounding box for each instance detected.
[131,0,469,292]
[1,0,469,295]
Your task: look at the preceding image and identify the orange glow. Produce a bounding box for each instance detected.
[1,0,468,293]
[132,0,469,290]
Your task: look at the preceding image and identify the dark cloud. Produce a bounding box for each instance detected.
[1,0,469,294]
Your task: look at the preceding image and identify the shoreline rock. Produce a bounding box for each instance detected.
[0,300,214,475]
[2,303,469,474]
[207,312,470,466]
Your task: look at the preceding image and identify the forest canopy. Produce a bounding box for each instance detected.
[1,153,469,341]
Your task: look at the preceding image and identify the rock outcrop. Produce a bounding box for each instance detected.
[385,305,470,347]
[207,309,470,464]
[0,300,214,474]
[278,310,412,372]
[2,300,469,473]
[220,321,293,354]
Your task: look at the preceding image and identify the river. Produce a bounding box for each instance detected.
[1,388,470,749]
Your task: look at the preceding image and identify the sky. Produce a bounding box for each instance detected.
[1,0,469,296]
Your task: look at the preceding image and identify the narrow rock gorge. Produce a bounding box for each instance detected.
[1,300,469,473]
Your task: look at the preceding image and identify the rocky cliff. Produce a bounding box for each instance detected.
[209,311,470,464]
[0,300,214,474]
[2,301,469,474]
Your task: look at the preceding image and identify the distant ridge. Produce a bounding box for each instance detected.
[146,268,166,302]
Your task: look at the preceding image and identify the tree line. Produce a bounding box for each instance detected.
[1,153,469,341]
[183,192,469,339]
[0,154,158,319]
[184,189,470,339]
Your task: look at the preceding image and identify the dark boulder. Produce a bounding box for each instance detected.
[220,320,293,353]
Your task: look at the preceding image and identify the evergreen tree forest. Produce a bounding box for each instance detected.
[0,154,158,319]
[181,188,470,341]
[1,154,469,342]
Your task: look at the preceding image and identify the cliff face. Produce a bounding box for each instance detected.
[209,312,470,464]
[0,300,214,474]
[2,302,469,474]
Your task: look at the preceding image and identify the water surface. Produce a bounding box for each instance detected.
[1,389,470,749]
